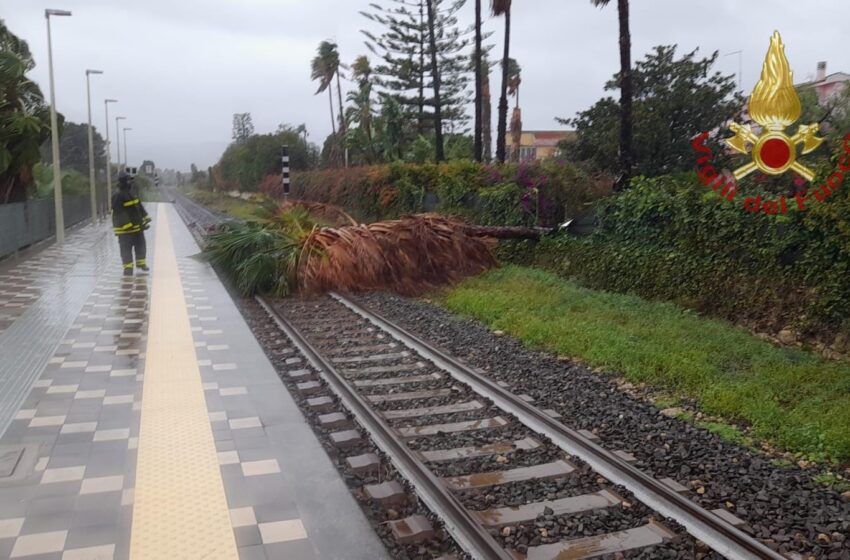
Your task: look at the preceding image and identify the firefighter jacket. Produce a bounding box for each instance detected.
[111,188,151,235]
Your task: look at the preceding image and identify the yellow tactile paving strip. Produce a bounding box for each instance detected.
[130,209,239,559]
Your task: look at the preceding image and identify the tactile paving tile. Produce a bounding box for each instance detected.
[130,210,238,559]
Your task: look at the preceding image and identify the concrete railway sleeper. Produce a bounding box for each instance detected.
[257,294,788,560]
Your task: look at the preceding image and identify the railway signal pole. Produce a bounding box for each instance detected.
[281,146,290,200]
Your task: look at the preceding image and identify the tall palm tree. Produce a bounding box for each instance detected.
[335,58,347,141]
[481,53,493,162]
[591,0,632,190]
[311,41,338,137]
[348,55,376,162]
[506,58,521,108]
[491,0,511,163]
[506,58,522,162]
[474,0,483,161]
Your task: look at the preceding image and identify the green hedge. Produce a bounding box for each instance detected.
[501,170,850,339]
[265,160,611,228]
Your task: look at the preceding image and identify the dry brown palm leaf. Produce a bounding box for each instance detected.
[277,199,358,227]
[297,214,497,295]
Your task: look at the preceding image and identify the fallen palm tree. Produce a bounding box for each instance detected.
[205,208,498,296]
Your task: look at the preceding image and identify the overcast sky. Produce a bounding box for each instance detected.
[3,0,849,171]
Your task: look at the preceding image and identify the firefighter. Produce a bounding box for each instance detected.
[112,172,151,276]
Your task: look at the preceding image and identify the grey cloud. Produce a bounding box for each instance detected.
[3,0,848,170]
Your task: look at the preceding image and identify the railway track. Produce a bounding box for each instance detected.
[256,293,787,560]
[161,186,231,234]
[168,190,796,559]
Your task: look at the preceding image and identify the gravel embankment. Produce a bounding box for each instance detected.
[358,292,850,560]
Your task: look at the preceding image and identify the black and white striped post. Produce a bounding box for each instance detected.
[281,146,290,200]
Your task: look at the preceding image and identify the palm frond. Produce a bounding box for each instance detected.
[491,0,511,16]
[205,212,496,297]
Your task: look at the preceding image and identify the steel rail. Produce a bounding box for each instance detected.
[255,296,513,560]
[170,193,784,560]
[167,188,227,228]
[330,292,786,560]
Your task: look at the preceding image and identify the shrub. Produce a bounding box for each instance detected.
[266,159,611,227]
[508,169,850,340]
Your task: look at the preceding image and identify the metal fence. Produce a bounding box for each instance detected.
[0,195,93,259]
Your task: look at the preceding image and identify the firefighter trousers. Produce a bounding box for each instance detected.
[118,232,147,270]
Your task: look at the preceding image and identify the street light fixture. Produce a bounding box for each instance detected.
[104,99,117,210]
[115,116,126,171]
[85,69,103,220]
[123,128,133,169]
[45,8,72,244]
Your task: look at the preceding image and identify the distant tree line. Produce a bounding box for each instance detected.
[205,117,320,192]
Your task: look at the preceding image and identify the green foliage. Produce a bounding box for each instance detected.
[287,159,611,226]
[40,121,106,176]
[561,45,742,177]
[205,222,297,297]
[32,163,90,198]
[406,135,434,164]
[812,472,850,493]
[0,18,52,202]
[362,0,471,155]
[445,134,473,160]
[443,266,850,464]
[509,171,850,337]
[187,190,263,221]
[205,207,326,296]
[216,125,319,192]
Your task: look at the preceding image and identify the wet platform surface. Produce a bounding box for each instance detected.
[0,204,389,560]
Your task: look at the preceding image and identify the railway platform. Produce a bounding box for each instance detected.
[0,204,389,560]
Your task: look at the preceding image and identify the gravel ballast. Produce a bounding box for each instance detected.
[359,292,850,559]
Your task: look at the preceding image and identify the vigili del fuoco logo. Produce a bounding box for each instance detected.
[692,31,850,214]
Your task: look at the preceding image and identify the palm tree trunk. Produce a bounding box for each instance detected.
[465,224,552,239]
[474,0,483,162]
[336,70,346,136]
[483,70,492,162]
[328,88,337,135]
[365,102,375,163]
[616,0,633,190]
[496,7,511,163]
[336,69,348,168]
[426,0,445,162]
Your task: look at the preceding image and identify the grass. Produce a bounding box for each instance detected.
[812,472,850,493]
[442,265,850,465]
[187,190,263,221]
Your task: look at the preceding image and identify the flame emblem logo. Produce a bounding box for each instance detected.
[725,31,824,182]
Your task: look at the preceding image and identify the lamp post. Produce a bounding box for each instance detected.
[123,128,132,170]
[104,99,117,212]
[115,116,126,171]
[85,69,102,220]
[45,8,72,244]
